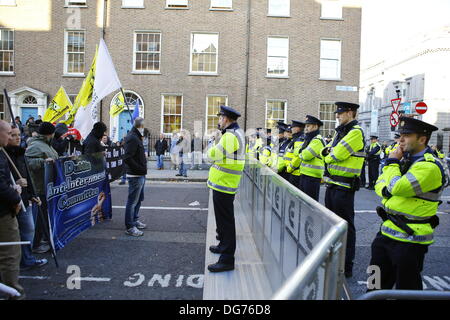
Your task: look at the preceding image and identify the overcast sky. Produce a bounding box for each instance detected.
[361,0,450,68]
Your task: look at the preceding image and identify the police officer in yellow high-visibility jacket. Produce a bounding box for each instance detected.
[206,105,245,273]
[259,128,274,166]
[270,122,287,171]
[380,133,400,172]
[367,135,382,190]
[370,116,445,290]
[290,115,325,201]
[278,125,292,180]
[321,102,365,278]
[285,120,305,188]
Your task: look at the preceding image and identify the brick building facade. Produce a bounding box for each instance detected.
[1,0,361,141]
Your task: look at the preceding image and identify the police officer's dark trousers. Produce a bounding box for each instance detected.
[289,174,301,189]
[299,175,321,201]
[213,190,236,264]
[325,185,355,274]
[360,160,366,187]
[368,159,380,188]
[368,232,428,290]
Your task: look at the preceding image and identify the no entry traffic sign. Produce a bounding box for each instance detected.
[415,101,428,114]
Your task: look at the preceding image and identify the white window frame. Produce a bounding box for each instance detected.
[133,31,162,74]
[318,101,337,138]
[0,28,14,75]
[266,36,289,78]
[265,99,287,129]
[0,0,16,6]
[205,95,228,133]
[268,0,290,17]
[122,0,145,8]
[190,32,219,75]
[320,0,343,20]
[64,29,86,76]
[65,0,87,7]
[161,94,183,135]
[166,0,189,9]
[320,38,341,81]
[210,0,232,10]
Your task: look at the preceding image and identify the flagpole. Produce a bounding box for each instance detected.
[120,88,134,123]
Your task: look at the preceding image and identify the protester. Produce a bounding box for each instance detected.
[170,132,179,170]
[123,117,148,236]
[0,120,25,299]
[82,122,107,155]
[34,115,42,125]
[101,134,112,147]
[154,133,168,170]
[51,123,70,156]
[191,132,203,170]
[5,125,48,270]
[25,116,34,126]
[176,130,189,177]
[14,116,23,134]
[25,122,58,254]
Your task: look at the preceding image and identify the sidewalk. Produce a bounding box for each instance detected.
[111,160,210,183]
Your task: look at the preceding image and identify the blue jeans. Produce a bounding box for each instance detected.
[179,161,187,176]
[124,176,146,229]
[156,155,164,169]
[17,205,37,267]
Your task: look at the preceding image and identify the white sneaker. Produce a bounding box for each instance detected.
[126,227,144,237]
[135,221,147,230]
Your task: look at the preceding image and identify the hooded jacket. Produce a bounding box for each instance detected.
[24,135,59,196]
[0,150,22,217]
[82,124,106,155]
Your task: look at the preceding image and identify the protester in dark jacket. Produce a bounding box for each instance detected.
[154,134,168,170]
[51,123,70,156]
[5,125,48,270]
[0,120,24,299]
[82,122,107,155]
[123,117,147,237]
[25,122,58,253]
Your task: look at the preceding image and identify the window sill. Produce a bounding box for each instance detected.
[121,6,145,9]
[64,5,88,8]
[319,78,342,81]
[267,15,291,18]
[165,7,189,10]
[209,8,233,11]
[320,17,344,21]
[0,72,15,77]
[62,73,85,78]
[266,75,289,79]
[132,71,161,75]
[189,72,219,76]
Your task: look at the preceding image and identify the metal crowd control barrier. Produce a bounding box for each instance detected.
[237,160,348,300]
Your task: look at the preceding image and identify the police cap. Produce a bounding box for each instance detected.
[335,102,360,113]
[305,115,323,126]
[291,120,305,128]
[398,116,438,135]
[217,105,241,120]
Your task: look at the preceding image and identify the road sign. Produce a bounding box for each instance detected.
[402,102,411,114]
[415,101,428,114]
[390,112,399,127]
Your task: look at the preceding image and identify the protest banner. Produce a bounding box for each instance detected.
[45,152,112,250]
[104,145,125,182]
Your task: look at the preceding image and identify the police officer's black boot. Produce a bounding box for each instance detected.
[208,255,235,272]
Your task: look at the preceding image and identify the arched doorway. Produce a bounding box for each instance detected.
[109,90,144,142]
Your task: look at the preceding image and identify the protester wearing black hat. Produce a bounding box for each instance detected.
[369,116,446,290]
[82,122,108,155]
[285,120,305,188]
[321,102,365,278]
[25,122,59,254]
[51,123,70,156]
[367,135,381,190]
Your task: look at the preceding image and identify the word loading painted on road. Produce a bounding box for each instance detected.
[390,98,402,127]
[415,101,428,114]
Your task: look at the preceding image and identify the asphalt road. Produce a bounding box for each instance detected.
[19,181,450,300]
[19,182,209,300]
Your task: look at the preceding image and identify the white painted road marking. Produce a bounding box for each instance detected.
[358,275,450,291]
[112,206,208,211]
[19,276,50,280]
